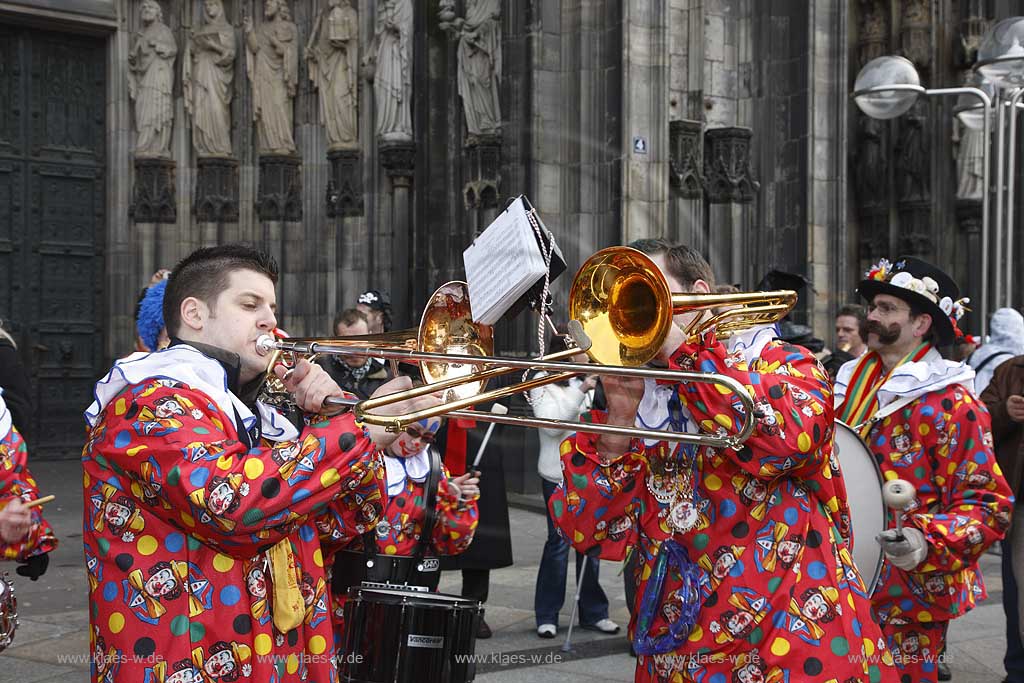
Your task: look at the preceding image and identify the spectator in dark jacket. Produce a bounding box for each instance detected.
[981,354,1024,683]
[318,308,393,400]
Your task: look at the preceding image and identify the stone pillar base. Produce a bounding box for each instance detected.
[130,158,176,224]
[195,157,239,222]
[257,154,302,222]
[379,140,416,178]
[463,134,501,209]
[327,149,363,218]
[669,120,704,199]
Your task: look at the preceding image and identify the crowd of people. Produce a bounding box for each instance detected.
[2,240,1024,683]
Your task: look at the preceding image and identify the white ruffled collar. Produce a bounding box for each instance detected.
[834,347,976,409]
[636,324,778,445]
[84,345,299,442]
[384,447,431,497]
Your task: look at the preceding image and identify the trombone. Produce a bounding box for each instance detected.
[256,248,797,448]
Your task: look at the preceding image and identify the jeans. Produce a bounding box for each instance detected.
[534,479,609,626]
[1004,534,1024,682]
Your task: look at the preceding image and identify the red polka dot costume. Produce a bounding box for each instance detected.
[550,327,897,682]
[0,393,57,562]
[836,346,1012,683]
[82,347,385,683]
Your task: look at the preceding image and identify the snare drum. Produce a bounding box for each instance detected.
[834,421,886,593]
[0,573,18,653]
[340,583,482,683]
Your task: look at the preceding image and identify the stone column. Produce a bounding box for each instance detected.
[620,0,669,243]
[704,127,758,282]
[380,141,415,325]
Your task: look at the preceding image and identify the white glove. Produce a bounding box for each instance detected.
[876,527,928,572]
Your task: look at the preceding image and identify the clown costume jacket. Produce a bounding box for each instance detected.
[0,391,57,561]
[551,326,897,683]
[82,345,386,683]
[330,446,479,643]
[835,345,1012,627]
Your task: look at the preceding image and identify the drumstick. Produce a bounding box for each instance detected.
[470,404,510,471]
[23,495,55,509]
[882,479,916,542]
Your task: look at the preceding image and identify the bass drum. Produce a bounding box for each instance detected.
[833,421,886,593]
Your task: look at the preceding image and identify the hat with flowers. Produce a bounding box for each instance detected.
[857,256,968,346]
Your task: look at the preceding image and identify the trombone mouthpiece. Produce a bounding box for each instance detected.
[567,320,592,352]
[255,335,278,356]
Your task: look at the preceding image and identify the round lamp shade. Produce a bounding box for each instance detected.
[853,56,924,119]
[977,17,1024,89]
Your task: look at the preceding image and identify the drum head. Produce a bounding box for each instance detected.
[833,421,885,593]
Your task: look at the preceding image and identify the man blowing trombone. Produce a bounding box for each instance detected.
[550,244,898,682]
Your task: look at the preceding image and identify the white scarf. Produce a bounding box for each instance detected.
[84,345,299,442]
[383,447,430,497]
[636,324,778,445]
[0,390,11,442]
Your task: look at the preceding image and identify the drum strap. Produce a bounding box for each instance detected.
[408,446,442,583]
[852,394,919,435]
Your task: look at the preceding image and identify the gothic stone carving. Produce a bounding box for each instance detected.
[370,0,413,142]
[184,0,237,158]
[900,0,931,70]
[307,0,360,151]
[194,156,239,222]
[854,114,887,209]
[379,140,415,178]
[858,0,888,67]
[462,133,500,209]
[244,0,299,155]
[669,119,704,199]
[127,0,177,158]
[895,100,930,202]
[441,0,503,138]
[257,155,302,221]
[703,127,759,204]
[327,149,363,217]
[130,157,176,223]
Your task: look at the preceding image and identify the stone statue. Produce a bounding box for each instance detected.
[306,0,359,150]
[954,115,985,201]
[855,115,885,205]
[370,0,413,141]
[244,0,299,155]
[896,103,929,201]
[127,0,177,158]
[183,0,237,157]
[453,0,502,136]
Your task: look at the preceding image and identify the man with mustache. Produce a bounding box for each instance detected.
[835,256,1012,683]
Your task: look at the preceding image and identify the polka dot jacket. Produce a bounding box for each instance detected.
[865,384,1012,626]
[550,334,899,682]
[82,379,385,683]
[1,423,57,561]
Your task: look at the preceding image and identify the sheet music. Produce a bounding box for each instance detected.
[463,197,549,325]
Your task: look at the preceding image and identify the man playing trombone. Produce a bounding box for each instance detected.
[81,245,434,683]
[550,244,896,682]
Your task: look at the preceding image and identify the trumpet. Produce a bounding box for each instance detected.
[255,248,797,448]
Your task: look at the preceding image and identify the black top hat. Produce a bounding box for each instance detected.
[856,256,963,346]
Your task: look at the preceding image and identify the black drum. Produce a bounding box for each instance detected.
[340,583,483,683]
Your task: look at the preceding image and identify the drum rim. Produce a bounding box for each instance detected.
[834,420,885,594]
[349,585,481,606]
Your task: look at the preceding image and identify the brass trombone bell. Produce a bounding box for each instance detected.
[569,246,798,366]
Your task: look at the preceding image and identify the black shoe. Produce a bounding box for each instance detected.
[937,660,951,681]
[476,619,492,639]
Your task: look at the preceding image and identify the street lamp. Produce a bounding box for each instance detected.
[975,17,1024,316]
[853,56,993,337]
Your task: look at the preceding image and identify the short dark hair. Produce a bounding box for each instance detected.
[163,245,279,338]
[836,303,868,341]
[663,244,715,290]
[333,308,368,332]
[625,239,715,290]
[626,238,673,256]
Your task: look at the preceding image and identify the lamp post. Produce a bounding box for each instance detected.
[976,17,1024,314]
[853,55,993,338]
